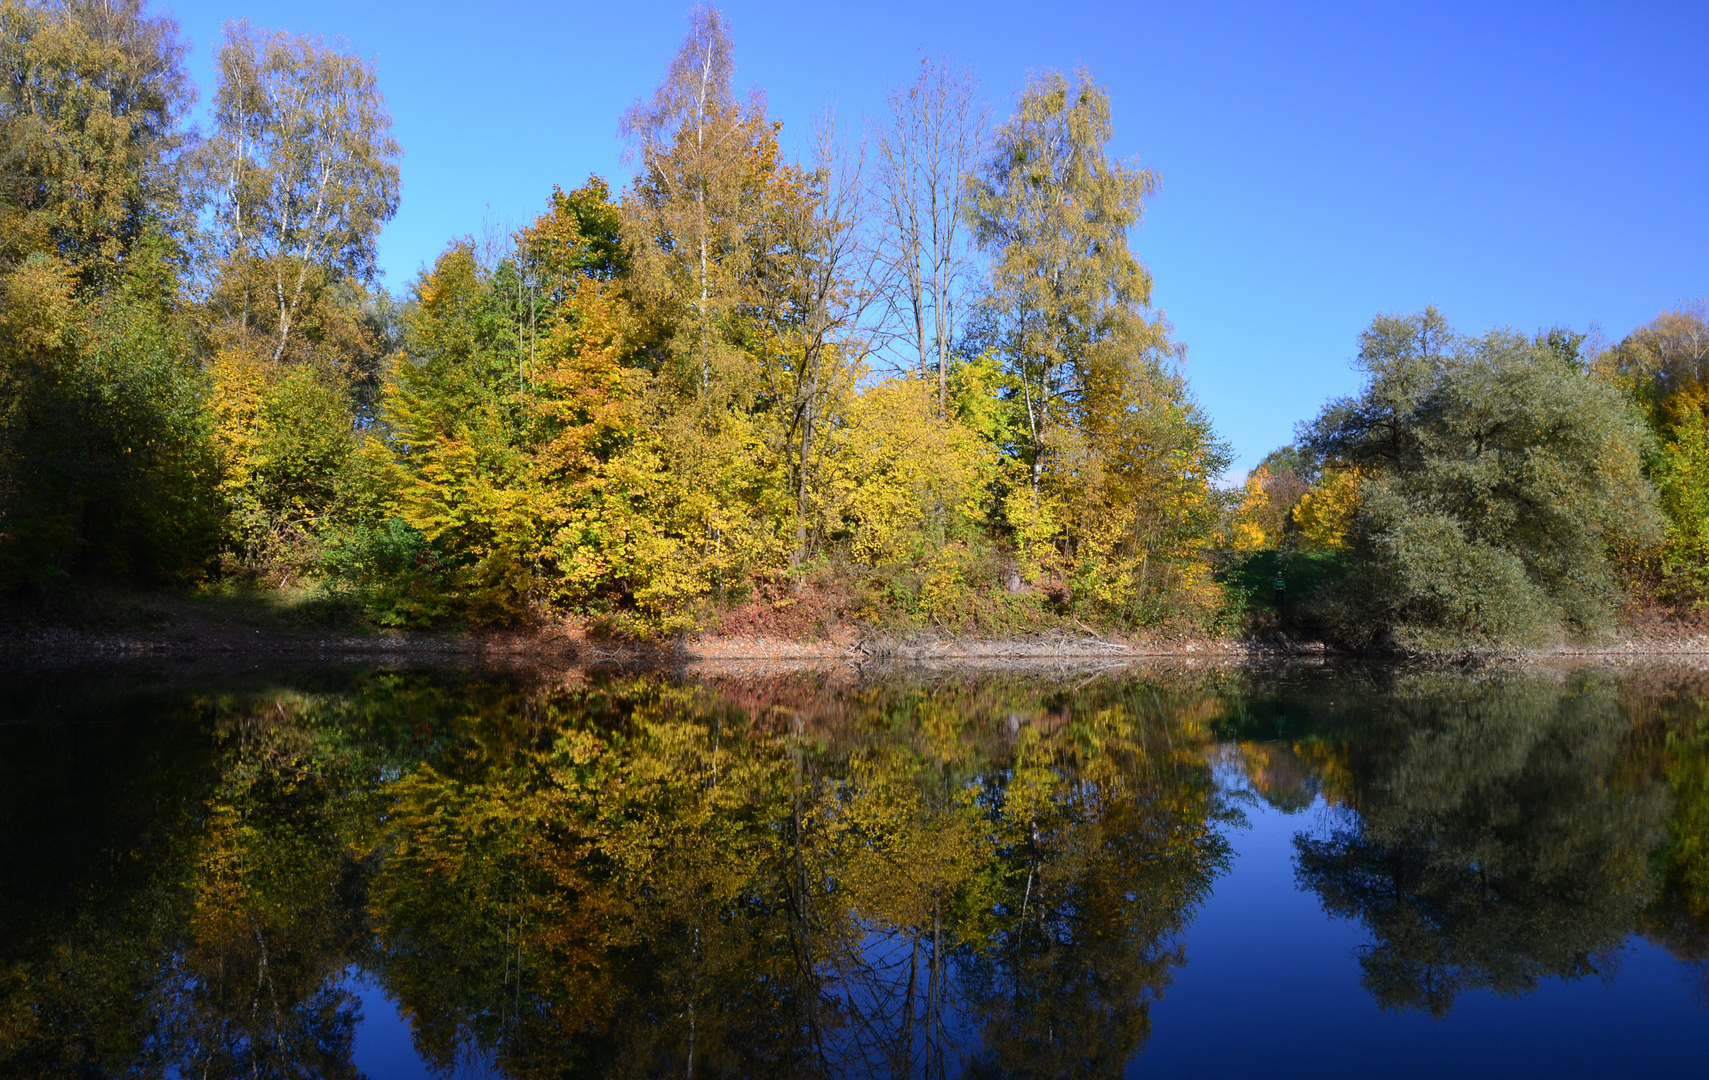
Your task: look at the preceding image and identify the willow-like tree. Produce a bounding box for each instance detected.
[1294,672,1667,1015]
[1303,309,1660,648]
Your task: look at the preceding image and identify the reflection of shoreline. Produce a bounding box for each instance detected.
[2,663,1707,1075]
[20,625,1709,668]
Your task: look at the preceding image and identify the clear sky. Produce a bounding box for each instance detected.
[158,0,1708,475]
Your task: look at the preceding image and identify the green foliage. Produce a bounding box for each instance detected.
[200,19,400,366]
[0,235,219,590]
[0,2,216,594]
[1653,409,1709,593]
[322,518,445,626]
[5,4,1677,649]
[1222,549,1345,618]
[1301,307,1661,649]
[213,362,356,578]
[378,243,542,623]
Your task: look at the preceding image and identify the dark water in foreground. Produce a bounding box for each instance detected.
[2,661,1706,1078]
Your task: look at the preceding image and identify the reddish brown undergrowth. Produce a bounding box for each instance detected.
[711,574,853,641]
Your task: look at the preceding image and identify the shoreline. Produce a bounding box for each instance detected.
[8,587,1709,669]
[9,616,1709,669]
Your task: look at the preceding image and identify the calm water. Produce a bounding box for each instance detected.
[2,661,1706,1078]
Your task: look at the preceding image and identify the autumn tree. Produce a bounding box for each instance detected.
[1592,302,1709,597]
[871,57,986,406]
[613,5,876,612]
[0,0,194,284]
[966,69,1168,493]
[1230,448,1313,551]
[367,242,540,624]
[965,70,1229,626]
[1593,301,1709,425]
[750,125,881,568]
[200,20,400,366]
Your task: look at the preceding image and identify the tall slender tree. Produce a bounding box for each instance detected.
[201,20,400,365]
[871,57,986,408]
[619,4,766,399]
[966,69,1164,491]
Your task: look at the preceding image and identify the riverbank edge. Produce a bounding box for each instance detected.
[8,615,1709,666]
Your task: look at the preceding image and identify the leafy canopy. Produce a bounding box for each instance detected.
[1302,307,1660,648]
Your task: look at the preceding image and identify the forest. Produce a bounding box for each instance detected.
[1,0,1705,650]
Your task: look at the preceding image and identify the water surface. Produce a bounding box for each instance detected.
[1,661,1705,1077]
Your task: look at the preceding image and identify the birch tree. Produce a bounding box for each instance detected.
[201,21,400,365]
[966,69,1163,490]
[966,71,1229,621]
[619,4,765,399]
[1593,300,1709,423]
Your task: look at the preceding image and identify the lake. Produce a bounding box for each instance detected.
[1,659,1705,1077]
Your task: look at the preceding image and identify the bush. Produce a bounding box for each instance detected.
[1301,308,1660,650]
[322,518,449,628]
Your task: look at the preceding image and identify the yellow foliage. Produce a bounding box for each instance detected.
[1293,467,1361,550]
[207,349,268,505]
[1039,363,1230,622]
[0,256,79,362]
[918,542,976,619]
[827,377,994,567]
[208,348,357,575]
[1231,466,1276,551]
[1001,479,1064,586]
[395,435,537,624]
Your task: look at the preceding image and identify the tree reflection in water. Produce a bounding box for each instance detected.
[1225,667,1708,1018]
[366,672,1235,1078]
[0,663,1707,1077]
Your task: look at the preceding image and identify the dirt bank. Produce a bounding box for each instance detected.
[8,587,1709,668]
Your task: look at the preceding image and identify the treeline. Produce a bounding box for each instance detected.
[1233,304,1709,649]
[2,1,1701,647]
[0,0,1229,636]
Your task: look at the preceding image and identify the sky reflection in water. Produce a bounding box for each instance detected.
[2,662,1706,1077]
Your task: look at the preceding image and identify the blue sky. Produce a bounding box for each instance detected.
[159,0,1708,476]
